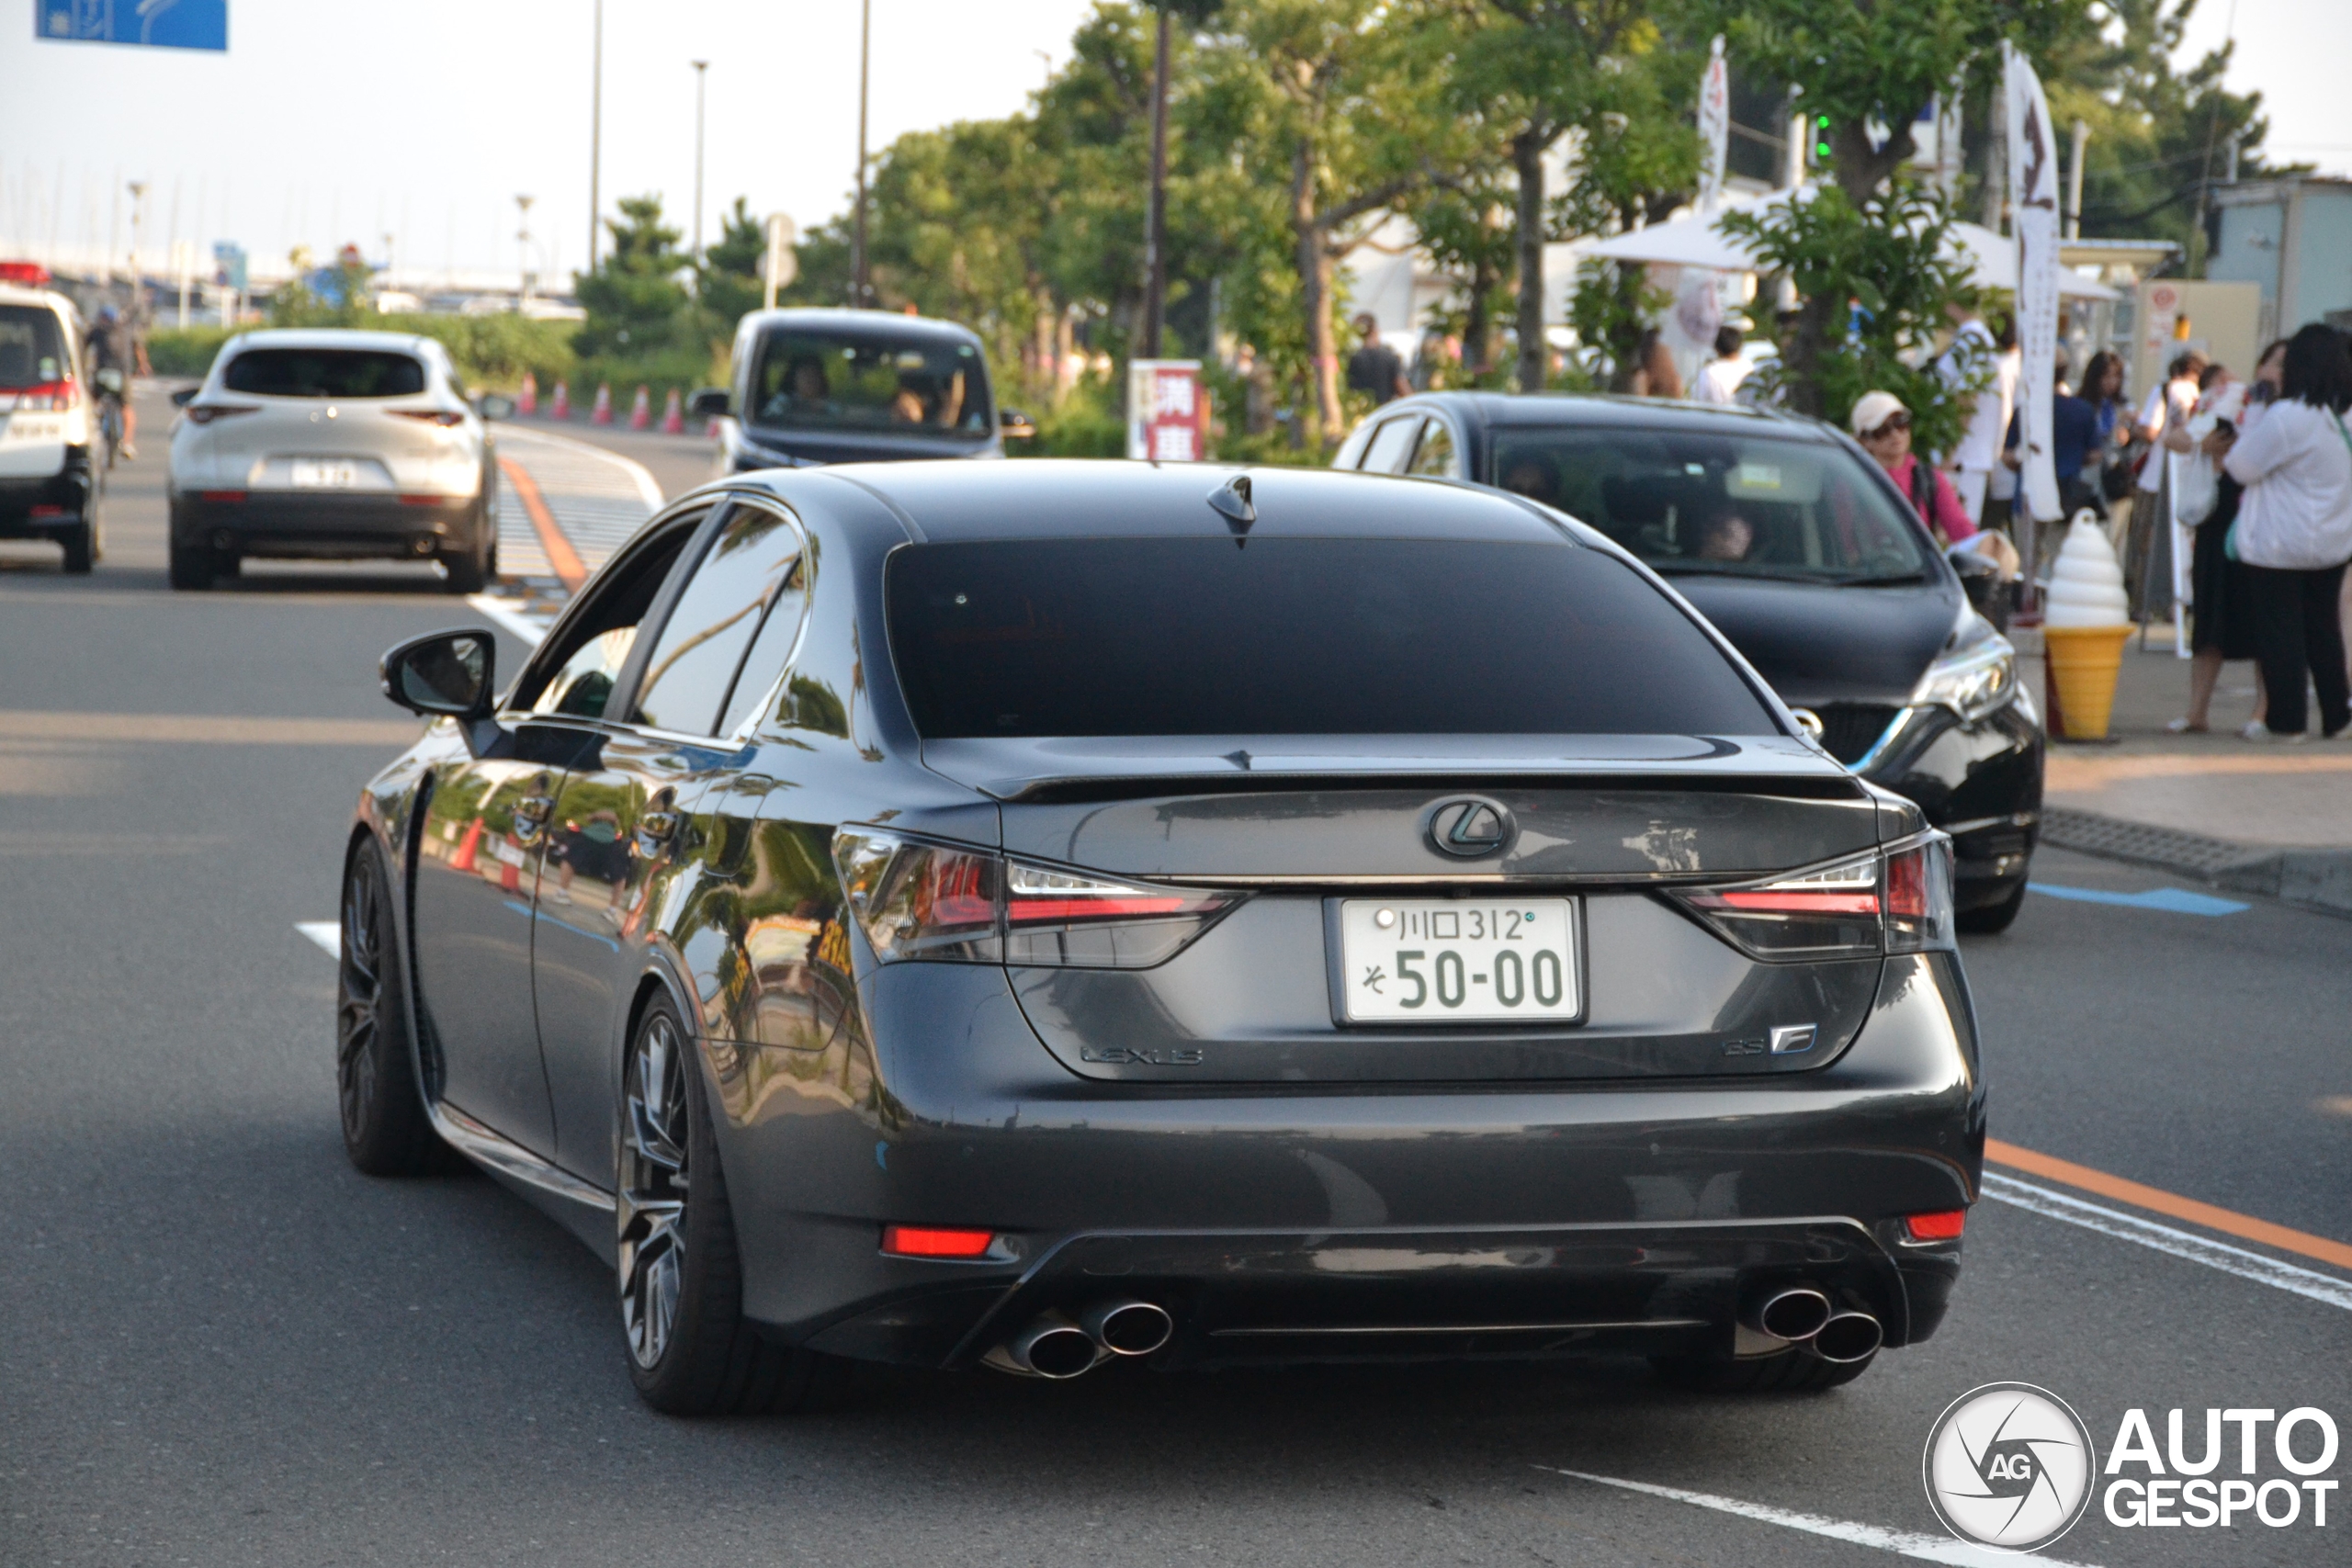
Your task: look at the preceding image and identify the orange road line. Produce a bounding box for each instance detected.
[1986,1137,2352,1272]
[498,456,585,592]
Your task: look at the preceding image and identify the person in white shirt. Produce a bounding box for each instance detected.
[1692,325,1748,405]
[2212,324,2352,739]
[1938,308,2018,525]
[2135,348,2208,497]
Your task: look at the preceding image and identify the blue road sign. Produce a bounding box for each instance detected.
[37,0,228,52]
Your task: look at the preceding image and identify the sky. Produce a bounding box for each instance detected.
[2,0,2346,289]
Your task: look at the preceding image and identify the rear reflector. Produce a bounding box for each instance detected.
[198,491,248,502]
[881,1224,996,1258]
[397,493,446,506]
[28,504,67,518]
[1905,1210,1967,1241]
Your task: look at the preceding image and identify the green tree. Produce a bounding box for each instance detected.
[697,197,769,340]
[574,195,691,359]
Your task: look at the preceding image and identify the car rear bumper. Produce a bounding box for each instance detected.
[0,454,93,535]
[172,489,480,559]
[708,952,1982,1370]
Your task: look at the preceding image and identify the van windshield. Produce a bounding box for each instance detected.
[1491,426,1937,583]
[750,328,992,440]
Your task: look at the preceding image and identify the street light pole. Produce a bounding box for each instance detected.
[587,0,604,274]
[1138,5,1171,359]
[691,60,709,261]
[853,0,871,308]
[516,195,536,307]
[127,180,147,297]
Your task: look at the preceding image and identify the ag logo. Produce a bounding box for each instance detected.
[1425,796,1514,860]
[1924,1382,2098,1552]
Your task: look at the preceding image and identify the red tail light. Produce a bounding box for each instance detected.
[832,830,1243,970]
[390,408,466,427]
[5,378,76,412]
[1674,835,1954,961]
[397,493,447,506]
[881,1225,997,1258]
[185,403,259,425]
[1905,1210,1967,1241]
[198,491,248,502]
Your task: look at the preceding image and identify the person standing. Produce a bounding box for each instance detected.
[1692,325,1748,405]
[1852,391,1976,545]
[2077,349,2134,547]
[2050,368,2107,521]
[2213,324,2352,740]
[2169,356,2269,735]
[2133,348,2208,502]
[1344,314,1409,408]
[1624,327,1684,399]
[1939,307,2018,526]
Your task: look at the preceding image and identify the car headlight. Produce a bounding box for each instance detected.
[1909,614,2018,724]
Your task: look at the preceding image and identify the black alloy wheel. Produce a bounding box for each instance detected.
[335,841,447,1175]
[618,993,839,1416]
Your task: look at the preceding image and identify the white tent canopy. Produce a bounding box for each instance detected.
[1583,188,2118,301]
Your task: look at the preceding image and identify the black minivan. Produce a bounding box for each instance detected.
[1336,393,2043,931]
[698,308,1033,474]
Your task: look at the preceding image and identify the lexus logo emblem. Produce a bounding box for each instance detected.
[1426,796,1514,859]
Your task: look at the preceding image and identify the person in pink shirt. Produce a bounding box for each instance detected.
[1852,390,1976,545]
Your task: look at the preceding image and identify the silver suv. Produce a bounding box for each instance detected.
[167,329,507,592]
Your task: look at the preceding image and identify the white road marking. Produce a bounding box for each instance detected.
[296,921,340,957]
[464,592,552,649]
[1983,1171,2352,1312]
[498,423,667,509]
[1534,1467,2099,1568]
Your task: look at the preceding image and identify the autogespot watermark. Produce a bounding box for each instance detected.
[1924,1386,2342,1551]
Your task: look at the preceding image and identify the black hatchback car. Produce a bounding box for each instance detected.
[345,460,1981,1416]
[1336,394,2042,931]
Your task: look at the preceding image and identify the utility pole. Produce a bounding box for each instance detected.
[587,0,604,274]
[127,180,147,295]
[516,195,536,306]
[853,0,872,308]
[2065,120,2087,241]
[691,60,709,261]
[1138,4,1172,358]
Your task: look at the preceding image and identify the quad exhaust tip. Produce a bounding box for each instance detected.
[989,1299,1175,1378]
[1083,1299,1173,1358]
[1811,1311,1883,1364]
[1746,1287,1833,1344]
[1001,1311,1100,1379]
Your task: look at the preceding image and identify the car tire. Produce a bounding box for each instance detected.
[1956,881,2027,934]
[619,993,842,1416]
[440,526,488,595]
[58,520,95,574]
[335,840,451,1177]
[1651,1345,1877,1394]
[167,536,215,591]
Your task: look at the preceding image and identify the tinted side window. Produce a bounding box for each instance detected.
[222,349,426,399]
[1360,416,1422,473]
[714,559,808,737]
[1407,420,1457,477]
[887,537,1776,738]
[0,305,68,389]
[522,516,702,719]
[632,505,805,736]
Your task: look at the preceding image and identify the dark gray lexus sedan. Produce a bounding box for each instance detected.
[341,459,1983,1416]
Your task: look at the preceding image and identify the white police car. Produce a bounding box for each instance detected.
[0,270,100,573]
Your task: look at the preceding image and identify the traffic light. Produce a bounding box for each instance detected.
[1812,115,1834,166]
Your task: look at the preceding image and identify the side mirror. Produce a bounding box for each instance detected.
[477,392,517,422]
[170,386,198,408]
[1000,407,1037,440]
[689,387,730,419]
[380,628,496,720]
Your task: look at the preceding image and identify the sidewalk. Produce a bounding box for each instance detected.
[2016,622,2352,915]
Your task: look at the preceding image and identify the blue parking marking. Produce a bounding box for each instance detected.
[2029,883,2248,917]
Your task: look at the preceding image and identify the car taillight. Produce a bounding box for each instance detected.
[881,1225,997,1258]
[831,830,1243,970]
[185,403,259,424]
[390,408,466,427]
[5,378,76,411]
[1673,834,1954,961]
[1905,1210,1967,1242]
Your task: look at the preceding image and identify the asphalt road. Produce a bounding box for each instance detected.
[3,392,2347,1566]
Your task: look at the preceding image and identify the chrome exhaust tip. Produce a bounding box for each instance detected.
[997,1311,1101,1380]
[1811,1311,1883,1364]
[1744,1287,1833,1343]
[1082,1299,1173,1358]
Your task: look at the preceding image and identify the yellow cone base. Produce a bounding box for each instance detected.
[2042,624,2134,739]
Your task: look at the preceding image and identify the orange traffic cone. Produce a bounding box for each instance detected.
[449,817,484,874]
[550,382,571,419]
[518,371,537,416]
[591,382,613,425]
[628,385,651,430]
[660,387,683,434]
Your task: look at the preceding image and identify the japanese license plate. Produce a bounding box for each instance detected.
[290,458,362,488]
[1337,897,1581,1023]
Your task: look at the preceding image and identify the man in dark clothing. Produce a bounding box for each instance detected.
[2050,376,2104,518]
[85,303,147,458]
[1344,313,1409,407]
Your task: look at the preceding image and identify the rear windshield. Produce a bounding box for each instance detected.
[222,348,426,399]
[1491,427,1936,584]
[0,305,69,389]
[750,328,991,439]
[887,537,1777,739]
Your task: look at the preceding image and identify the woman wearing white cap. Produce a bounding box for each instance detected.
[1852,391,1976,546]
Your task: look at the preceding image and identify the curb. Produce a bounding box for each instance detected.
[2041,807,2352,919]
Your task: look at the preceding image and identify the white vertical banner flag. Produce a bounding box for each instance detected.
[1934,81,1965,198]
[1696,35,1730,213]
[2004,41,2063,524]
